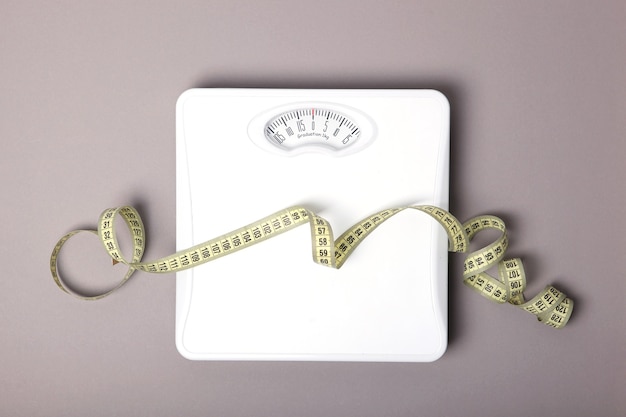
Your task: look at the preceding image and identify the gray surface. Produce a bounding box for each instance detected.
[1,1,624,416]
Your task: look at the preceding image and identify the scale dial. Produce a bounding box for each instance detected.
[248,102,376,156]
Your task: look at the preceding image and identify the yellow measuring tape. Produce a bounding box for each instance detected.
[50,205,573,328]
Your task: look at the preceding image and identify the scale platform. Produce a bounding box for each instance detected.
[176,88,450,362]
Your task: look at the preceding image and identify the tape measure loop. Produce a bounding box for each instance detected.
[518,285,573,328]
[50,229,138,301]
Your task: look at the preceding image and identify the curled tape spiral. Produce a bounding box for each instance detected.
[50,205,573,328]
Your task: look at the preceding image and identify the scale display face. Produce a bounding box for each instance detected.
[247,101,376,156]
[176,88,450,362]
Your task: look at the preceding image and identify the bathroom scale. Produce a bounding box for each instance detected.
[176,88,450,361]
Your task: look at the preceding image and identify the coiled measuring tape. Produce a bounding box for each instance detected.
[50,205,573,328]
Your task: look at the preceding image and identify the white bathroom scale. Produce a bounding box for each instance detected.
[176,88,450,361]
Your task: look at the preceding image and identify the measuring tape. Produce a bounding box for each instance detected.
[50,204,573,328]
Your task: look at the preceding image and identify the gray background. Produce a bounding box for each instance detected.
[1,1,624,416]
